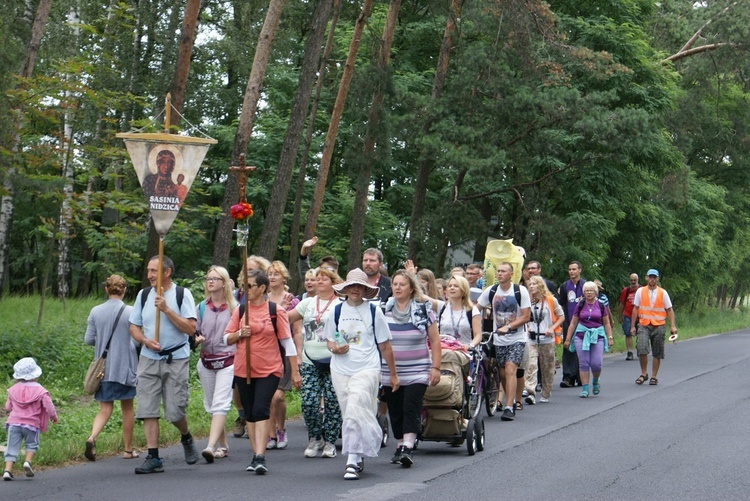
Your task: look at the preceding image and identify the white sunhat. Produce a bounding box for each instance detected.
[333,268,380,300]
[13,357,43,381]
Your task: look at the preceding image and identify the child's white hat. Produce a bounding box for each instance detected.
[13,357,43,381]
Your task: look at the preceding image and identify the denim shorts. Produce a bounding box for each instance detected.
[622,317,633,337]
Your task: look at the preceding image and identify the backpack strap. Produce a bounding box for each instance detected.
[334,302,342,329]
[140,285,184,311]
[438,303,446,331]
[513,284,521,306]
[198,299,206,321]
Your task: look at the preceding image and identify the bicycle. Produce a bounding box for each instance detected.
[467,332,501,419]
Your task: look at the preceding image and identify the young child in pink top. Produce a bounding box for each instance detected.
[3,358,58,481]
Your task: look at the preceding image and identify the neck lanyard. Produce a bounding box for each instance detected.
[315,296,334,324]
[450,306,463,337]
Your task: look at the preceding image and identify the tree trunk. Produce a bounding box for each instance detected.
[0,0,52,295]
[287,0,342,292]
[56,8,81,298]
[406,0,462,260]
[170,0,202,130]
[257,0,333,260]
[303,0,374,240]
[213,0,286,267]
[347,0,402,271]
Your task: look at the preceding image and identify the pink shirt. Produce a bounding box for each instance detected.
[5,381,58,432]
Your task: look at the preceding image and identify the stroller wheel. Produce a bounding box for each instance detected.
[466,418,476,456]
[474,417,485,452]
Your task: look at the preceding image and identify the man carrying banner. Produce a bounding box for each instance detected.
[129,255,199,474]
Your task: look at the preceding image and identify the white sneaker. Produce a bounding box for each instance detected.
[321,442,337,458]
[304,438,324,458]
[539,396,550,403]
[23,461,34,477]
[276,429,288,449]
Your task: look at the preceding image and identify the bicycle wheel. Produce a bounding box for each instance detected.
[484,364,500,417]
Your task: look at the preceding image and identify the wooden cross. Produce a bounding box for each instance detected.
[229,153,256,203]
[230,152,256,383]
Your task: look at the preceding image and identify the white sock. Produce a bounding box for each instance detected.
[347,453,360,465]
[402,441,414,449]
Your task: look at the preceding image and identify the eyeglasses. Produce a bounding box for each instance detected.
[245,283,261,288]
[206,277,224,283]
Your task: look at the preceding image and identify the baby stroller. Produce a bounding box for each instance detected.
[417,349,486,455]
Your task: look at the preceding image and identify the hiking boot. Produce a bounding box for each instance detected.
[322,442,337,458]
[23,461,34,477]
[626,351,634,361]
[233,417,247,438]
[390,446,403,464]
[182,437,199,465]
[254,454,268,474]
[3,471,13,481]
[500,406,515,421]
[276,429,288,449]
[304,438,325,458]
[135,455,164,474]
[399,447,414,467]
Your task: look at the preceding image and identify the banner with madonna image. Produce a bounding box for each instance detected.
[117,133,216,236]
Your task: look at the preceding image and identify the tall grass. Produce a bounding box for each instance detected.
[0,295,300,467]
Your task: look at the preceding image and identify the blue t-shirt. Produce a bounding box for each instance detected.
[129,284,196,361]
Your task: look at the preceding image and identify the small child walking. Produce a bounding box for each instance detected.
[3,357,58,481]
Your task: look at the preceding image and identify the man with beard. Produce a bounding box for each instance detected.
[362,248,391,305]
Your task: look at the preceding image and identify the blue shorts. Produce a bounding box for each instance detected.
[622,317,633,337]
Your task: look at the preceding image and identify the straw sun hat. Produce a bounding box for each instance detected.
[333,268,379,300]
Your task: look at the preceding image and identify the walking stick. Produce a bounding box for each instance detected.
[229,154,256,384]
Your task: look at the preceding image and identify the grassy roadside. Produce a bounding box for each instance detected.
[0,295,300,467]
[1,295,747,467]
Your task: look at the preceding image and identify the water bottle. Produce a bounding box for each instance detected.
[334,331,347,347]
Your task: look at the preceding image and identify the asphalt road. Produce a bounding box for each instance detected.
[4,329,750,500]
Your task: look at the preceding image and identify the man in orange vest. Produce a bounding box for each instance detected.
[630,269,677,386]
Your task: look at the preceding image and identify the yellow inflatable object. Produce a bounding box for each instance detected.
[482,239,525,287]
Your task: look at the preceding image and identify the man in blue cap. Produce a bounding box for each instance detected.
[630,269,677,386]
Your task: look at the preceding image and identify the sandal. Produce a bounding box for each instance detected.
[514,401,523,411]
[85,439,96,462]
[649,378,658,386]
[123,450,139,459]
[635,374,648,385]
[214,447,228,459]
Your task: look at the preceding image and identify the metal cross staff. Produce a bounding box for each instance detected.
[229,153,256,383]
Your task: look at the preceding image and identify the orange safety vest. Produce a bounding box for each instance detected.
[637,287,667,326]
[546,295,562,334]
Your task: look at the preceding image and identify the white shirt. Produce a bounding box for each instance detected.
[323,301,391,376]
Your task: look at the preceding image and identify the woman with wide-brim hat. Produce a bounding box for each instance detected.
[324,268,399,480]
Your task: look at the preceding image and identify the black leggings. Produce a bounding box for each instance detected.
[382,383,427,439]
[234,375,280,422]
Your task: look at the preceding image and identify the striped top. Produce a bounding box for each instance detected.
[381,303,435,386]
